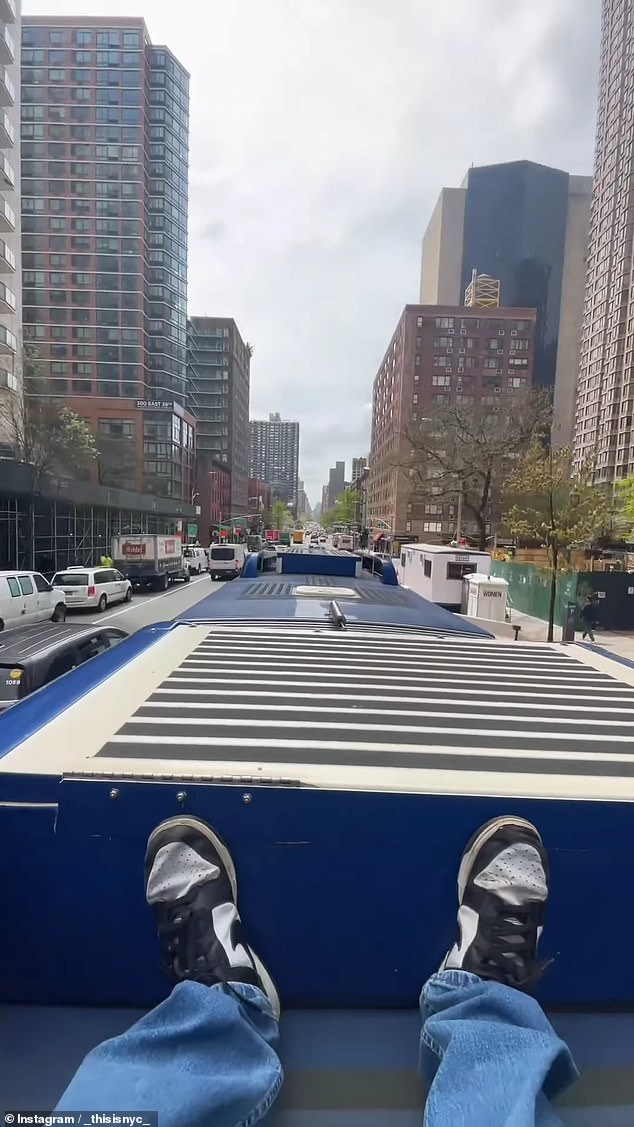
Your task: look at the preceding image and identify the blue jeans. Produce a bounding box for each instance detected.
[57,971,578,1127]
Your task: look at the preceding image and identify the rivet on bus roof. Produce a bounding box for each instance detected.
[243,792,252,804]
[109,788,119,800]
[176,791,187,805]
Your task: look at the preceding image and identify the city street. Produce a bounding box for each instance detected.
[65,573,225,636]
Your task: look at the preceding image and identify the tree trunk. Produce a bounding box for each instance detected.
[547,545,558,643]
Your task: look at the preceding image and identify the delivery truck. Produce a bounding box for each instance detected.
[111,534,190,591]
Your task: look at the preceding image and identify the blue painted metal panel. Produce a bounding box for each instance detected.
[1,777,632,1009]
[280,553,357,576]
[180,576,492,635]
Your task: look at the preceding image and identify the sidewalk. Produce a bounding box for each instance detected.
[508,607,634,663]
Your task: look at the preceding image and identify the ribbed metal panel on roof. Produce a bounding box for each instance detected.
[97,626,634,783]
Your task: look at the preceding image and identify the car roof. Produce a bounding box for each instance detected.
[0,623,128,663]
[56,566,109,573]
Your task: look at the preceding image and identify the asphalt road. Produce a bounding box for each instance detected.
[65,572,226,636]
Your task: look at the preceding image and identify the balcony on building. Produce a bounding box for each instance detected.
[0,324,16,354]
[0,365,15,389]
[0,24,14,65]
[0,111,14,148]
[0,67,15,107]
[0,0,15,24]
[0,279,15,312]
[0,196,15,232]
[0,153,13,189]
[0,237,15,272]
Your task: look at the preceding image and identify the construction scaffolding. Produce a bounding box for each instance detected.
[0,495,178,577]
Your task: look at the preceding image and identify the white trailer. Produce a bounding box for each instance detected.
[111,534,189,591]
[398,543,491,609]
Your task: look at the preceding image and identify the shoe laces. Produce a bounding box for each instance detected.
[478,899,553,990]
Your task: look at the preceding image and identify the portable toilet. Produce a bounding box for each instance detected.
[463,572,508,622]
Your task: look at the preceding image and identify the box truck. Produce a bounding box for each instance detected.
[111,535,189,591]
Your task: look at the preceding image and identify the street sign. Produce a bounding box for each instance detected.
[187,523,198,537]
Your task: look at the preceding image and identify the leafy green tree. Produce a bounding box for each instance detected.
[504,444,612,641]
[271,499,290,530]
[1,380,97,487]
[334,489,359,525]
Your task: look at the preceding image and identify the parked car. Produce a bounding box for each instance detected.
[183,546,208,575]
[0,571,66,633]
[208,544,248,581]
[51,566,132,613]
[0,622,128,711]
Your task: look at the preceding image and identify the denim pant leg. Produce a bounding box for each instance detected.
[419,970,578,1127]
[56,981,282,1127]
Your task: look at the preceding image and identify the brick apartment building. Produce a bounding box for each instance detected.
[368,304,536,543]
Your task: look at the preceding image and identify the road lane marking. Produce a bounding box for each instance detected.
[93,575,210,622]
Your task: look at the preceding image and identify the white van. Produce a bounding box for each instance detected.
[208,543,247,581]
[0,571,66,632]
[183,546,207,575]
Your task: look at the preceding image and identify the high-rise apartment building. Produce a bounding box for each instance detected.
[420,162,592,446]
[368,304,536,542]
[0,0,21,446]
[20,16,195,502]
[187,317,251,515]
[249,412,299,512]
[573,0,634,480]
[351,456,367,484]
[326,461,345,510]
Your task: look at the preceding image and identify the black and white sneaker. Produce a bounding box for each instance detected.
[441,815,551,991]
[144,815,280,1019]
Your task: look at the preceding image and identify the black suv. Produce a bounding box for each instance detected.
[0,622,128,710]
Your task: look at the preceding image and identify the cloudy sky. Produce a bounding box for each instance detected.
[24,0,602,505]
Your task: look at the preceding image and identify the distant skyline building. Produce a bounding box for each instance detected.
[187,317,251,515]
[326,460,345,510]
[351,456,367,483]
[573,0,634,481]
[297,478,311,518]
[0,0,21,449]
[249,412,299,512]
[420,161,592,447]
[368,304,536,543]
[20,15,195,503]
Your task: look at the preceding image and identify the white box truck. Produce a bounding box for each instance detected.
[111,534,189,591]
[398,543,491,609]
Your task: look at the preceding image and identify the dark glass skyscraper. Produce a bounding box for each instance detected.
[459,162,569,390]
[420,161,592,445]
[20,16,194,502]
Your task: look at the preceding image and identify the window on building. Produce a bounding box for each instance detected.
[435,317,454,329]
[433,356,450,367]
[423,521,442,533]
[432,374,451,386]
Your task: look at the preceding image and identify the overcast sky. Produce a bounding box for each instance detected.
[23,0,602,505]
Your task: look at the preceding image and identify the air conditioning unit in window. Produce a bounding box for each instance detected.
[496,368,502,373]
[460,328,467,334]
[448,328,454,334]
[447,348,453,354]
[511,330,518,337]
[498,329,505,336]
[458,348,465,354]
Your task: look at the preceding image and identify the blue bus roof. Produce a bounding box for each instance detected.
[185,547,493,637]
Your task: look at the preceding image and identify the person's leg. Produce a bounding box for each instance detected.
[57,816,282,1127]
[419,816,578,1127]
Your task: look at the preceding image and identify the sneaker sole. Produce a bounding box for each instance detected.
[457,815,543,900]
[145,815,281,1020]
